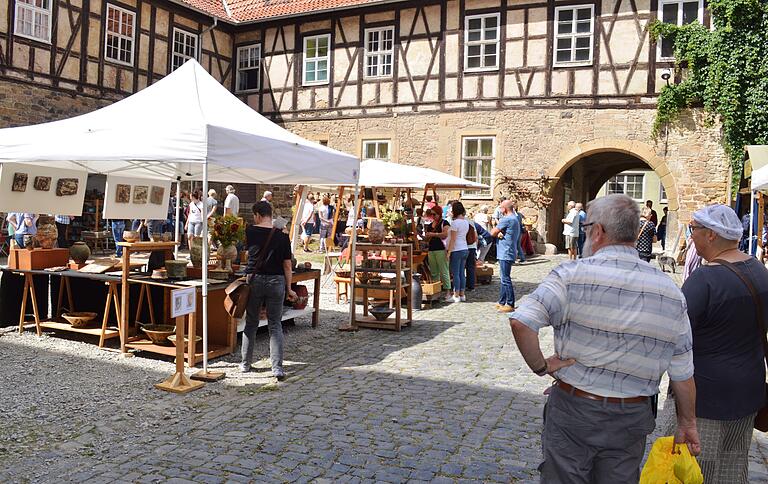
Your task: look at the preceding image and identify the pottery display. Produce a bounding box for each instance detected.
[217,244,238,273]
[150,185,165,205]
[116,184,131,203]
[190,237,203,268]
[411,273,423,311]
[12,173,28,192]
[35,216,58,249]
[368,220,386,244]
[165,260,188,279]
[62,312,97,328]
[69,241,91,264]
[133,185,148,204]
[208,268,230,280]
[291,284,309,310]
[122,230,140,242]
[140,324,175,345]
[56,178,78,196]
[369,306,395,321]
[33,176,51,191]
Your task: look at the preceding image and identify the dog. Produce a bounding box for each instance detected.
[657,254,677,274]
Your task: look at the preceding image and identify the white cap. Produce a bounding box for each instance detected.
[692,204,743,241]
[263,191,272,198]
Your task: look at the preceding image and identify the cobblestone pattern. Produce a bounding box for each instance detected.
[1,255,766,483]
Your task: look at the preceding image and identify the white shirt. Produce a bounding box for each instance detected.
[317,203,331,226]
[563,208,578,237]
[224,193,240,216]
[187,200,204,224]
[301,202,315,224]
[473,213,489,231]
[449,218,470,252]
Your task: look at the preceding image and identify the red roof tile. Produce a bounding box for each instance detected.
[175,0,393,23]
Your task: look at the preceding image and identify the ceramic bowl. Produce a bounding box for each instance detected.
[167,334,203,346]
[369,307,395,321]
[140,324,175,345]
[122,231,140,243]
[62,312,97,328]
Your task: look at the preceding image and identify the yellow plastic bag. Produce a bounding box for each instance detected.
[639,436,704,484]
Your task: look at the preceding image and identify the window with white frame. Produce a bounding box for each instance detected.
[171,28,197,71]
[554,5,594,66]
[464,13,500,71]
[462,137,494,197]
[607,173,645,200]
[658,0,703,58]
[659,183,668,202]
[105,4,135,66]
[14,0,52,43]
[364,27,394,78]
[362,140,390,160]
[236,44,261,92]
[303,34,330,85]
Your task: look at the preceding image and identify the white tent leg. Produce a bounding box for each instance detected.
[202,165,209,372]
[175,179,181,259]
[347,182,360,328]
[291,187,308,254]
[750,190,756,256]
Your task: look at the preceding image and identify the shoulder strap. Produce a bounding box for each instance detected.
[712,259,768,364]
[636,220,647,242]
[254,228,277,269]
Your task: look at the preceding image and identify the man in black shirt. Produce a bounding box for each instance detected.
[240,201,297,380]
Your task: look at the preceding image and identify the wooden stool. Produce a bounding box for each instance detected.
[333,276,350,303]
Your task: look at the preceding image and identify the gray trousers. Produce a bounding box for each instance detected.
[241,274,286,375]
[540,385,656,483]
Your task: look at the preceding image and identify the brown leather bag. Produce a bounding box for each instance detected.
[466,222,478,245]
[224,278,249,319]
[712,259,768,431]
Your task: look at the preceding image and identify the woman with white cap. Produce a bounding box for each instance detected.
[669,204,768,483]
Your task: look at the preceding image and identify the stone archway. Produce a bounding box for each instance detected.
[541,138,679,249]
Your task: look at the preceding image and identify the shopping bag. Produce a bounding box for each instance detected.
[639,436,703,484]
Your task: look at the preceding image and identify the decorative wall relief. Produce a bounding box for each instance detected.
[150,186,165,205]
[56,178,79,196]
[116,184,131,203]
[12,173,28,192]
[33,176,51,191]
[133,185,148,204]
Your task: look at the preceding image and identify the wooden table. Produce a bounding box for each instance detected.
[292,269,321,328]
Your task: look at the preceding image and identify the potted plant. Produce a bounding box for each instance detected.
[380,208,407,237]
[210,215,245,273]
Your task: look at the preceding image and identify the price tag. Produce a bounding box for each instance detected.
[171,287,196,318]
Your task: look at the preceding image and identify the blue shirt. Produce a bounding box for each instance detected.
[496,215,520,261]
[578,210,586,235]
[10,213,37,236]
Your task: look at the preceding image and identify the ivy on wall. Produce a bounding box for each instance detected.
[649,0,768,179]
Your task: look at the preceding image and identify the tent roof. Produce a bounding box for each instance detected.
[337,159,488,189]
[749,146,768,190]
[0,60,359,186]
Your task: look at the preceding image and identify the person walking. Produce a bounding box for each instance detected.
[576,202,586,258]
[658,206,668,250]
[110,219,126,258]
[185,191,204,240]
[446,201,470,303]
[669,204,767,483]
[561,201,578,260]
[317,196,333,252]
[423,206,451,295]
[240,201,297,380]
[646,199,658,226]
[636,206,656,262]
[224,185,240,216]
[509,194,700,483]
[300,195,316,252]
[491,200,519,312]
[206,189,219,219]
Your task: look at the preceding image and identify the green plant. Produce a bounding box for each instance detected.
[210,214,245,247]
[379,207,407,235]
[649,0,768,187]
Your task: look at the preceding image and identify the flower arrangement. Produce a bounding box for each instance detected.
[210,214,245,248]
[380,207,407,236]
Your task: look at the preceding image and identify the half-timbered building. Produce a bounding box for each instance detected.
[0,0,728,245]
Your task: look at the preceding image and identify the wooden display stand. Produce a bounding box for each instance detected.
[350,243,413,331]
[8,248,69,270]
[155,315,205,394]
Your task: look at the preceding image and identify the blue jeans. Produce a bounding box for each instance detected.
[498,259,515,307]
[242,274,286,376]
[111,221,125,257]
[449,249,469,292]
[578,233,586,257]
[516,233,525,262]
[465,248,477,290]
[14,233,27,248]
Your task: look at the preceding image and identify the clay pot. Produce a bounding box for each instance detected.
[36,216,58,249]
[368,220,386,244]
[69,241,91,264]
[165,260,188,279]
[216,244,238,273]
[190,238,204,268]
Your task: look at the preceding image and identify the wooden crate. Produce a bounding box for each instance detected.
[421,281,443,295]
[9,248,70,270]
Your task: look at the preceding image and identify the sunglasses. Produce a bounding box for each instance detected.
[688,223,706,232]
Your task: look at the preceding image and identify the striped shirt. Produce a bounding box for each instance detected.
[511,245,693,398]
[55,215,71,224]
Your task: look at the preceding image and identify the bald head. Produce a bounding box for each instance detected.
[575,202,583,211]
[501,200,514,214]
[567,201,575,209]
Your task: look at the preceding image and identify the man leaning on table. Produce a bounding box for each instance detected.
[508,194,700,483]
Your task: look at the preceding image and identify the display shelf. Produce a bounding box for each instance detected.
[125,340,230,364]
[40,321,120,339]
[353,267,411,273]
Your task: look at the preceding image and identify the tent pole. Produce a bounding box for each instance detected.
[750,190,755,256]
[174,179,181,259]
[290,186,307,253]
[341,181,361,331]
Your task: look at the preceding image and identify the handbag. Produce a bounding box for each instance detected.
[224,228,277,319]
[712,258,768,431]
[466,222,478,245]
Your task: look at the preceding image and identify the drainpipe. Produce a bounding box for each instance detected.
[198,17,218,60]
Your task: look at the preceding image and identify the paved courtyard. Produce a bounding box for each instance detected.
[1,255,767,483]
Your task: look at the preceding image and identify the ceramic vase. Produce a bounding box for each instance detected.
[411,273,423,311]
[368,220,386,244]
[36,216,58,249]
[217,244,238,273]
[69,241,91,264]
[190,238,204,268]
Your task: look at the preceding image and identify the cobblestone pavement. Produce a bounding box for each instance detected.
[1,255,767,483]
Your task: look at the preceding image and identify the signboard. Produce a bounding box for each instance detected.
[170,287,196,318]
[103,174,171,220]
[0,162,88,215]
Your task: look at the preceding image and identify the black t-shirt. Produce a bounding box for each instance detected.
[244,226,292,275]
[424,219,450,251]
[681,258,768,420]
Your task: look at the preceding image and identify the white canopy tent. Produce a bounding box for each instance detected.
[353,159,489,189]
[0,59,360,376]
[747,146,768,255]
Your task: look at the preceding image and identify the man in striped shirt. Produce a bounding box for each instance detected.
[509,194,700,483]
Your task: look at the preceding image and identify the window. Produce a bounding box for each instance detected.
[364,27,394,78]
[658,0,703,58]
[464,13,500,71]
[14,0,52,43]
[362,140,390,160]
[172,28,197,71]
[236,44,261,92]
[105,4,135,66]
[554,5,594,66]
[462,137,494,198]
[659,183,668,203]
[607,173,645,200]
[303,34,330,86]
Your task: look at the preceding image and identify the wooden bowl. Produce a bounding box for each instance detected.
[167,334,203,346]
[140,324,175,345]
[122,231,140,243]
[62,312,98,328]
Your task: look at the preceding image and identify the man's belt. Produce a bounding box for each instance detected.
[555,380,648,404]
